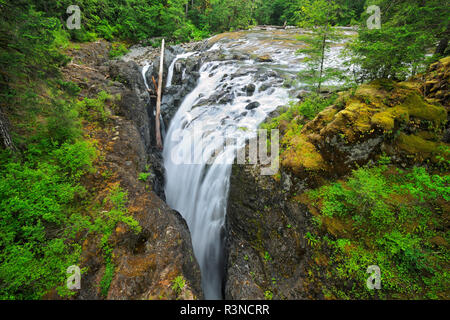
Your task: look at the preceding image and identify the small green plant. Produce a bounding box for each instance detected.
[305,232,320,248]
[99,254,115,297]
[77,91,113,124]
[138,172,151,182]
[263,251,272,262]
[378,153,392,166]
[264,290,273,300]
[172,276,186,295]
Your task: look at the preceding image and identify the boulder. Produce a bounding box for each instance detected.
[245,102,261,110]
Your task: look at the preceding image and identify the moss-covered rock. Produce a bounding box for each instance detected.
[277,61,449,181]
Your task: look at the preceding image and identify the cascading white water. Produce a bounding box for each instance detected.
[161,28,354,299]
[166,52,195,88]
[163,61,291,299]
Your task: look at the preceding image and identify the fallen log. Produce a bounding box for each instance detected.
[155,39,164,149]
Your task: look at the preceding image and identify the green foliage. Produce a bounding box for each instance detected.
[350,0,449,81]
[138,172,151,182]
[100,261,115,297]
[252,0,366,26]
[92,185,142,237]
[262,94,336,132]
[77,91,114,125]
[0,145,90,299]
[307,164,450,299]
[51,141,97,181]
[109,42,129,59]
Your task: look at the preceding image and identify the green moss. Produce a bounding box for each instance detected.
[371,111,395,131]
[399,93,447,125]
[281,135,326,173]
[396,133,438,155]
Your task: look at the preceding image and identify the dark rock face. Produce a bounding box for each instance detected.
[109,61,153,150]
[225,164,314,300]
[76,116,202,300]
[145,47,202,129]
[245,102,261,110]
[108,60,167,197]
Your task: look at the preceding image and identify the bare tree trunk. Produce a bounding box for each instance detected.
[318,34,326,94]
[0,109,16,151]
[155,39,165,150]
[435,36,449,56]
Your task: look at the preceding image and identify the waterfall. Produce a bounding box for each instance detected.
[166,52,195,88]
[157,29,352,299]
[162,57,291,299]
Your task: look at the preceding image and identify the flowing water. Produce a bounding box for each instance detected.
[159,28,355,299]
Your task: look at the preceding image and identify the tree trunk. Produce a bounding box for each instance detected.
[318,34,326,94]
[155,39,165,150]
[435,24,450,56]
[0,109,16,151]
[435,36,449,56]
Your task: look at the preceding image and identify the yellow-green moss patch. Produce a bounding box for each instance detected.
[281,136,327,173]
[400,93,447,125]
[396,133,438,155]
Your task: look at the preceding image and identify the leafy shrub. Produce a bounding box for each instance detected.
[264,290,273,300]
[51,140,97,180]
[0,160,86,299]
[77,91,113,124]
[138,172,151,182]
[306,164,450,299]
[109,42,129,59]
[172,276,186,295]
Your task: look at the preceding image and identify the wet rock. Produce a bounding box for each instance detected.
[109,60,153,151]
[245,102,261,110]
[155,54,202,124]
[259,82,274,92]
[225,163,312,300]
[296,90,309,101]
[245,84,256,96]
[256,55,273,63]
[281,78,448,181]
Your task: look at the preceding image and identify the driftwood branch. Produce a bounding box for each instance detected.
[155,39,165,149]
